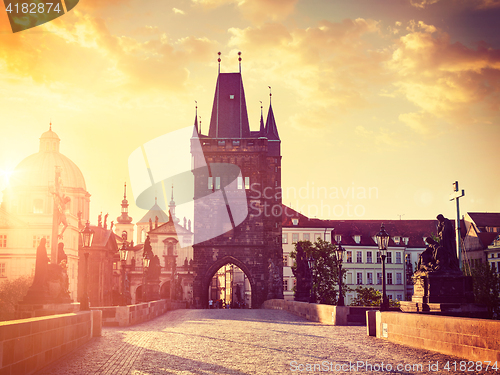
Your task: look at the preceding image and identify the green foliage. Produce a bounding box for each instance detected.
[471,262,500,319]
[290,239,346,305]
[350,286,381,306]
[0,275,33,321]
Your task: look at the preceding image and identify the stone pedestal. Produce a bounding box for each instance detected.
[400,272,487,318]
[411,273,474,304]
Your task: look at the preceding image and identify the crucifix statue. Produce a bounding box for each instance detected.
[449,181,465,269]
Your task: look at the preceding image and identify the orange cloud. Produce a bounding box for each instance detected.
[229,19,390,128]
[191,0,298,23]
[390,21,500,131]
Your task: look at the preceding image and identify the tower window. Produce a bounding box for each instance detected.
[244,177,250,190]
[237,177,243,190]
[215,177,221,190]
[229,95,235,99]
[208,177,213,190]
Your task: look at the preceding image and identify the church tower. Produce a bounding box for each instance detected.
[115,183,134,242]
[191,53,283,308]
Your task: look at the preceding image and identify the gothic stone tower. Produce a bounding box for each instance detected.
[191,66,282,309]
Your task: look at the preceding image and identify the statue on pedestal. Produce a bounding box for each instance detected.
[292,242,312,303]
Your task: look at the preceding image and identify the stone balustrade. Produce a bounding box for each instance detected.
[0,310,102,375]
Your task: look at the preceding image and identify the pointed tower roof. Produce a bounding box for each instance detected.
[208,73,251,138]
[192,102,199,138]
[265,103,279,141]
[137,199,169,224]
[259,104,265,136]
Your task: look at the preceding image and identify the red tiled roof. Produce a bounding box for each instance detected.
[282,204,438,248]
[468,212,500,228]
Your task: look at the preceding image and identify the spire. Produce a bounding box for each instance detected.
[49,121,52,131]
[117,182,133,224]
[218,51,221,74]
[265,102,279,141]
[169,184,177,222]
[192,101,199,138]
[238,51,242,73]
[259,102,265,135]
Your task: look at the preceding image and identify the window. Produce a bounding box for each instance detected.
[402,237,409,245]
[393,236,400,245]
[33,199,43,214]
[244,177,250,190]
[356,272,363,285]
[396,252,402,264]
[283,255,288,267]
[387,294,393,301]
[218,140,225,146]
[376,273,382,285]
[208,177,213,190]
[292,218,299,226]
[346,251,352,263]
[356,251,362,263]
[325,232,331,242]
[347,273,352,284]
[0,263,5,277]
[282,233,288,244]
[376,251,381,264]
[0,235,6,248]
[303,233,310,241]
[396,273,402,285]
[367,272,373,285]
[283,279,288,291]
[237,177,243,189]
[33,235,50,249]
[387,273,393,285]
[293,279,297,288]
[232,140,240,146]
[314,233,321,241]
[396,294,403,301]
[386,251,392,264]
[366,251,372,264]
[292,233,299,243]
[215,177,221,190]
[354,235,361,244]
[335,234,342,243]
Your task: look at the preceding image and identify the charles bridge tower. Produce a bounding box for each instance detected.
[191,56,283,308]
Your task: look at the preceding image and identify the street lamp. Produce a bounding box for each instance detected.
[119,238,129,305]
[376,223,390,311]
[142,251,150,302]
[335,240,345,307]
[79,221,94,311]
[307,255,315,303]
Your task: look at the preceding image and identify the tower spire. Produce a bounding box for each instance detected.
[117,182,133,224]
[218,51,221,74]
[268,86,272,104]
[259,101,265,135]
[193,101,199,137]
[238,51,242,73]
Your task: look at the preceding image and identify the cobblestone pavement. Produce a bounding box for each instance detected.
[35,309,497,375]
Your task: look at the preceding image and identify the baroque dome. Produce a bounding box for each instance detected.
[10,127,86,190]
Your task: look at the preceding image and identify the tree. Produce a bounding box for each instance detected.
[0,275,33,321]
[350,286,381,306]
[471,262,500,319]
[290,239,346,305]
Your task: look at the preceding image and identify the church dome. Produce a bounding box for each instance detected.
[9,127,86,190]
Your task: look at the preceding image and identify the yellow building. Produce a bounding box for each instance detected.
[0,126,90,301]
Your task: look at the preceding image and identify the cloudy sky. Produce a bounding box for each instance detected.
[0,0,499,224]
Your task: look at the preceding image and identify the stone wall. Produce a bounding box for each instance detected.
[92,300,187,327]
[0,310,101,375]
[262,299,350,325]
[372,311,500,362]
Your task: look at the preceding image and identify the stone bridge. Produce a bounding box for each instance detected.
[31,309,473,375]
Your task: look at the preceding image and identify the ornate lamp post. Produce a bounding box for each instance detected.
[119,234,129,305]
[336,240,345,307]
[142,252,150,302]
[307,255,315,303]
[376,223,390,311]
[79,221,94,311]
